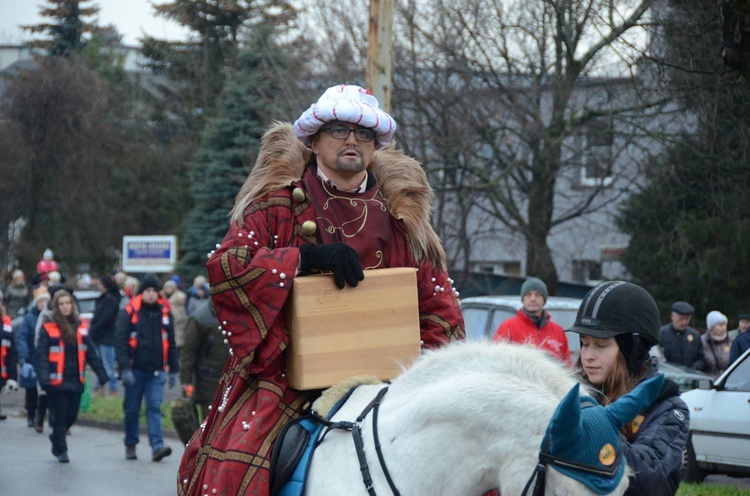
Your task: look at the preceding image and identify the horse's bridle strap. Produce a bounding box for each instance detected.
[538,451,622,477]
[319,386,399,496]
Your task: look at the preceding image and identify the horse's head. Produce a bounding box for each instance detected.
[530,374,665,496]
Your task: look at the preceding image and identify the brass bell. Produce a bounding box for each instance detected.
[292,187,307,202]
[301,220,317,236]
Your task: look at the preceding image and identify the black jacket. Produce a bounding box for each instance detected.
[659,323,704,370]
[115,299,179,375]
[35,320,108,393]
[89,288,121,346]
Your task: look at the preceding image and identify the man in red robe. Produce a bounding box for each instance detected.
[178,84,465,495]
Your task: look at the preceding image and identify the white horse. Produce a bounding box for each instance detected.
[302,341,664,496]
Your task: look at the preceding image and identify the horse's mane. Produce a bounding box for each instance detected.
[386,341,582,429]
[392,341,579,395]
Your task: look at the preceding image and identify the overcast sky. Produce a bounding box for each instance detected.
[0,0,190,46]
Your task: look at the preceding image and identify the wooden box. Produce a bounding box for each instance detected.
[285,267,421,390]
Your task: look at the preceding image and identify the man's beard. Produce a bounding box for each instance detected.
[334,149,366,173]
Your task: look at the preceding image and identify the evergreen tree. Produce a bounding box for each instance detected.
[177,26,294,279]
[23,0,99,57]
[617,0,750,318]
[140,0,296,136]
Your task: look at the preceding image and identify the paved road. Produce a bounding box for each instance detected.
[2,389,749,494]
[0,393,184,496]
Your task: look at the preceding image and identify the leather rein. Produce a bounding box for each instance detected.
[316,386,400,496]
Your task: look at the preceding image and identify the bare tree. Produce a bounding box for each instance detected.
[387,0,680,292]
[286,1,675,291]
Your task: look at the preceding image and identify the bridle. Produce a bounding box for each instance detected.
[520,414,623,496]
[520,443,623,496]
[316,385,400,496]
[317,386,621,496]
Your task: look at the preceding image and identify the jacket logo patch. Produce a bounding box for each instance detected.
[630,414,645,434]
[599,443,616,466]
[673,410,685,422]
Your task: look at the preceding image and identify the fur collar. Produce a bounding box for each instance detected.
[231,122,447,270]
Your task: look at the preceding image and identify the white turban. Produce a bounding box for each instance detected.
[293,84,396,148]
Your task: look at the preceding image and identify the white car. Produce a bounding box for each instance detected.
[680,348,750,482]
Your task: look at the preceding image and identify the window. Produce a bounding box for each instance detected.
[579,118,614,187]
[572,259,602,283]
[470,261,521,276]
[724,354,750,392]
[461,307,491,341]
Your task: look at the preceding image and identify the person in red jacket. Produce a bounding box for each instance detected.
[492,277,571,367]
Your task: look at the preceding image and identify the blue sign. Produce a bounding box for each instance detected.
[122,235,178,272]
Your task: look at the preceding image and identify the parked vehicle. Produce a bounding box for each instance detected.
[460,295,581,348]
[460,294,711,392]
[680,348,750,482]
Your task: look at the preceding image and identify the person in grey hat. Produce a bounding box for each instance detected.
[659,301,704,370]
[492,277,571,366]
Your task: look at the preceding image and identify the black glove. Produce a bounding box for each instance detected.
[299,243,364,289]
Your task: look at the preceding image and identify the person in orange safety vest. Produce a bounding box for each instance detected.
[35,290,108,463]
[0,303,19,420]
[115,273,179,463]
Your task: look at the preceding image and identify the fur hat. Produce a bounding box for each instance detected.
[137,273,160,295]
[706,310,728,331]
[521,277,548,302]
[293,85,396,148]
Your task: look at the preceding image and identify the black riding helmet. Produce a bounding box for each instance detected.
[568,281,661,374]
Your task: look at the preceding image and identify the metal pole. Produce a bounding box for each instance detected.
[366,0,393,113]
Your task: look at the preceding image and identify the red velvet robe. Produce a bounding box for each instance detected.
[178,165,465,496]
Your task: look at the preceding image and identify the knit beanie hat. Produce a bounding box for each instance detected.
[137,273,160,295]
[521,277,548,302]
[706,310,728,331]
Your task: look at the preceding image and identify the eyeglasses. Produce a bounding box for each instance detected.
[320,125,376,143]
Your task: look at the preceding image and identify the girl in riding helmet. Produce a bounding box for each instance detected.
[568,281,689,496]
